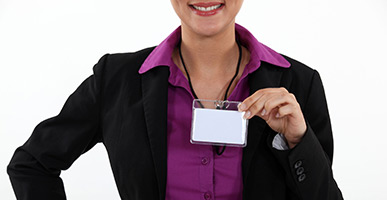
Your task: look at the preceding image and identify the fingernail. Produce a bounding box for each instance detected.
[239,103,246,111]
[244,111,251,119]
[261,109,266,116]
[276,113,280,118]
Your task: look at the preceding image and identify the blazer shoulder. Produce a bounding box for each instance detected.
[99,46,156,75]
[280,54,319,86]
[90,47,156,96]
[281,54,316,76]
[278,54,322,108]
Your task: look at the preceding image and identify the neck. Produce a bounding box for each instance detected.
[179,23,238,76]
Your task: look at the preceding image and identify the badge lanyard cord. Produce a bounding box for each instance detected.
[178,39,243,156]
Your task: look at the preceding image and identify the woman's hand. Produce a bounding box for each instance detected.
[238,87,307,149]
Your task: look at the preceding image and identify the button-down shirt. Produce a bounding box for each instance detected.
[139,24,290,200]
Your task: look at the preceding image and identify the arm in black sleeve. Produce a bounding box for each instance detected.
[269,70,343,199]
[7,54,109,200]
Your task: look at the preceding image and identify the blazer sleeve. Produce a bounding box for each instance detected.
[269,70,343,199]
[7,54,109,200]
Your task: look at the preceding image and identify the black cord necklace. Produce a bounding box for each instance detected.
[178,39,242,156]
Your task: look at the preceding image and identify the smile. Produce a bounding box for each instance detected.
[189,2,224,16]
[192,4,222,11]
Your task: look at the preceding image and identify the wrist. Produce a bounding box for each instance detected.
[287,139,301,149]
[285,128,306,149]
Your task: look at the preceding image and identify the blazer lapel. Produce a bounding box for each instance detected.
[242,61,285,184]
[141,66,170,200]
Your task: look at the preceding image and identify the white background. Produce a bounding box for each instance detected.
[1,0,386,199]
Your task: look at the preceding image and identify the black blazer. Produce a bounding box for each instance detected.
[8,47,343,200]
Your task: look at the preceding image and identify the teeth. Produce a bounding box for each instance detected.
[193,4,222,11]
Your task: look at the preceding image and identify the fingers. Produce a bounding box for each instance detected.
[276,103,298,118]
[239,87,306,144]
[264,93,298,118]
[239,88,298,120]
[238,88,278,112]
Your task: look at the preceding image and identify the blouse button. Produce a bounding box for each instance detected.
[204,192,212,200]
[201,157,210,165]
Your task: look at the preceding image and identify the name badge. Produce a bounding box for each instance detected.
[190,99,248,147]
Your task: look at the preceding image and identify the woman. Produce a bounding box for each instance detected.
[8,0,343,199]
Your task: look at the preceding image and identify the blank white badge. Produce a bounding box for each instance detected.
[190,102,248,147]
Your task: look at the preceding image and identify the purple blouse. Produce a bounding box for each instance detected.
[139,24,290,200]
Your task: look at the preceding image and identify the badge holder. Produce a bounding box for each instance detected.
[190,99,248,147]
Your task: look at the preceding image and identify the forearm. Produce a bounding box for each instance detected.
[8,148,66,200]
[269,124,343,199]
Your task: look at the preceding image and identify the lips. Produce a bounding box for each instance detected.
[189,2,224,16]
